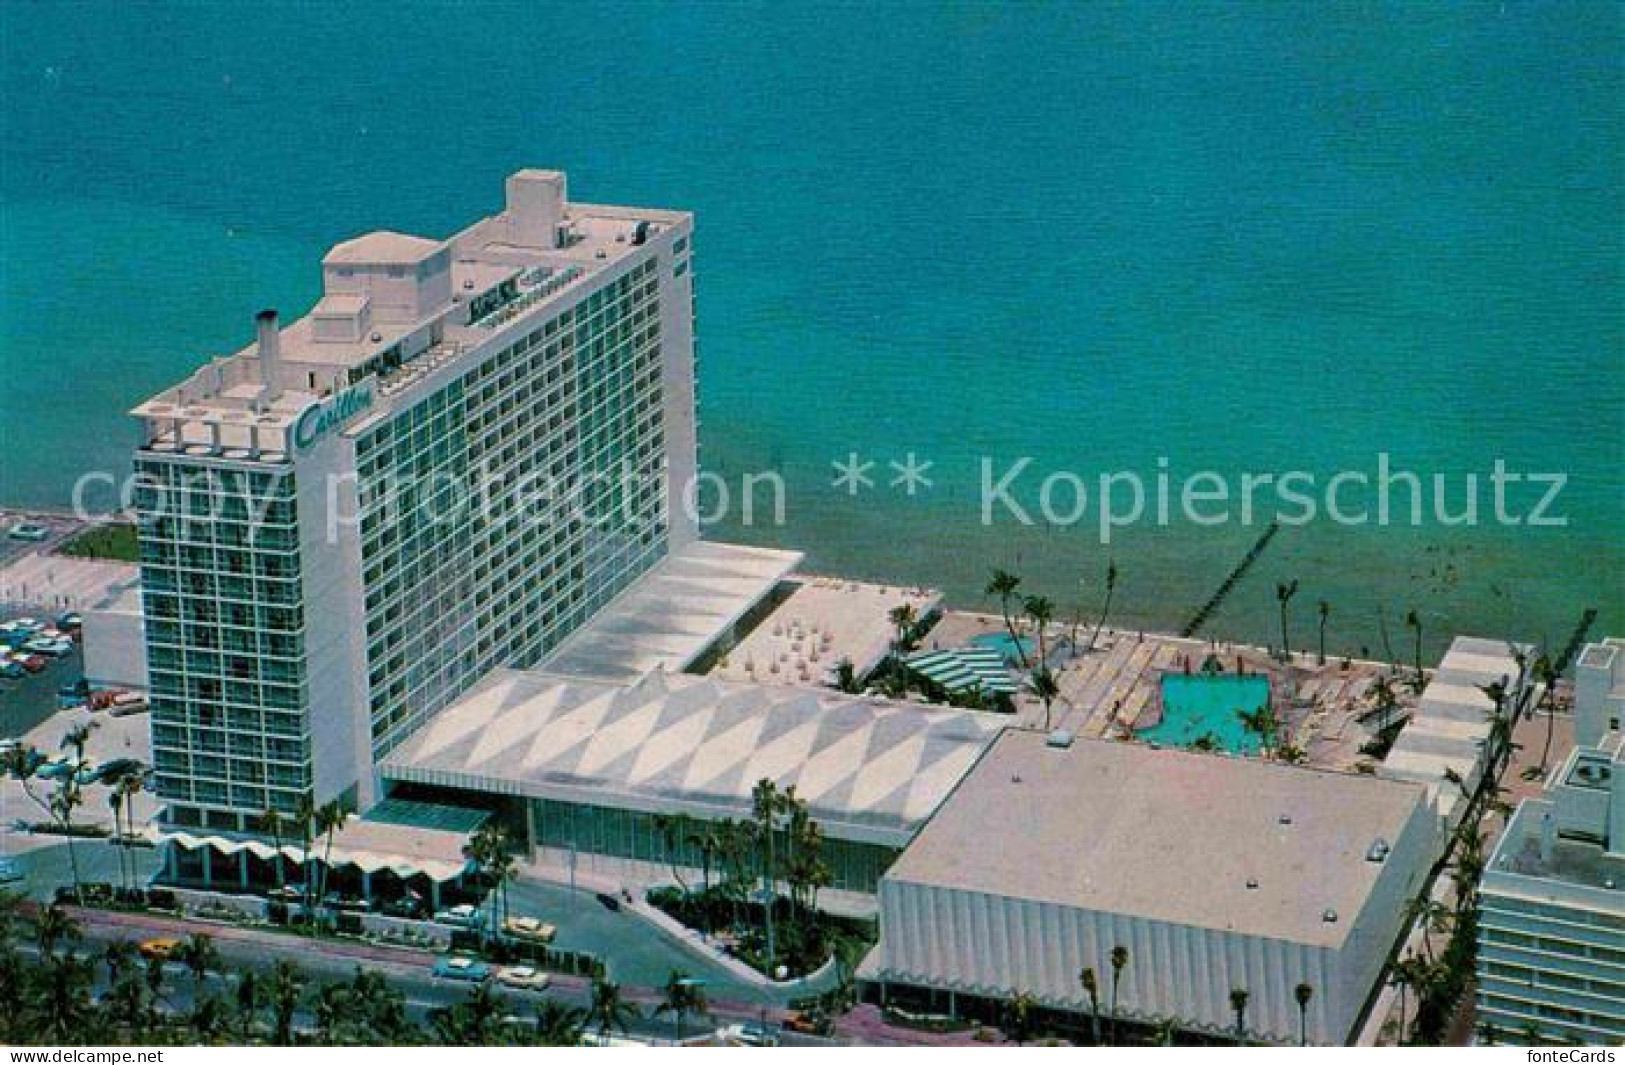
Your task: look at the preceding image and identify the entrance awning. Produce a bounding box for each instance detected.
[151,826,471,883]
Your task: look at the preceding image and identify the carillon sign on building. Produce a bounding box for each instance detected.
[294,382,375,452]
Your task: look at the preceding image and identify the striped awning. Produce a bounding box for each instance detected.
[151,829,470,883]
[904,647,1019,696]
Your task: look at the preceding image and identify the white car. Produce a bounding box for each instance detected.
[25,637,73,657]
[496,965,551,991]
[433,903,479,927]
[502,915,557,943]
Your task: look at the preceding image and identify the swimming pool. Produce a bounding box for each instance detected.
[1141,673,1271,754]
[971,630,1035,666]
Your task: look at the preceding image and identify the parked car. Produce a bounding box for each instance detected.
[495,965,551,991]
[433,903,479,927]
[8,652,46,673]
[324,892,371,913]
[0,857,22,884]
[430,955,491,982]
[720,1022,780,1047]
[784,1011,831,1036]
[380,895,426,919]
[267,885,303,903]
[7,618,43,634]
[139,937,183,962]
[0,661,24,680]
[24,637,73,657]
[594,892,621,912]
[37,757,77,780]
[501,915,557,944]
[55,613,83,632]
[7,523,49,542]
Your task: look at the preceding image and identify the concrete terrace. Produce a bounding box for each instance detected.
[709,576,940,689]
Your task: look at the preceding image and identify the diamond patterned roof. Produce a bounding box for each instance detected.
[380,668,1006,844]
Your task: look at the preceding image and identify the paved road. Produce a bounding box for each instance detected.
[40,905,834,1045]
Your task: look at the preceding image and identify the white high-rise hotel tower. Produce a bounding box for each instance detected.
[131,171,697,831]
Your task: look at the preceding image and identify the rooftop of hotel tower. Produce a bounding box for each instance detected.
[131,169,689,463]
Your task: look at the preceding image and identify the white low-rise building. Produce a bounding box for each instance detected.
[864,731,1435,1044]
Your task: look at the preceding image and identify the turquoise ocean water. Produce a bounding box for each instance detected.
[1,2,1620,658]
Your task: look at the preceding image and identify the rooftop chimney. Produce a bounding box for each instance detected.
[256,309,283,406]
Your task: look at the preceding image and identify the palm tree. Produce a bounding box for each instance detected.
[294,794,317,924]
[1236,703,1280,757]
[104,968,151,1042]
[1005,991,1038,1046]
[1089,560,1118,651]
[1316,600,1330,666]
[466,822,517,938]
[1109,945,1129,1044]
[1026,666,1061,732]
[259,807,289,889]
[985,569,1028,667]
[1390,954,1420,1044]
[1079,966,1102,1045]
[1275,580,1299,660]
[651,813,693,897]
[456,979,507,1045]
[313,800,347,921]
[1405,609,1424,686]
[657,971,709,1043]
[269,959,306,1045]
[1533,654,1559,774]
[49,782,86,901]
[1294,982,1314,1046]
[102,938,139,986]
[37,954,96,1043]
[887,602,918,654]
[108,786,129,894]
[833,658,862,694]
[181,932,220,1003]
[586,977,639,1039]
[1023,595,1055,666]
[533,998,585,1046]
[235,967,265,1042]
[1228,988,1249,1044]
[751,778,782,968]
[36,904,80,959]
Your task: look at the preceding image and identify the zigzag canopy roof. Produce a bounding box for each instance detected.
[380,668,1007,845]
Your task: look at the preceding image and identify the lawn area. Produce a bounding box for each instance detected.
[58,523,139,562]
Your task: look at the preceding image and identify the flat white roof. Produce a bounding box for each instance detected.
[1382,636,1530,802]
[323,229,444,265]
[380,667,1006,845]
[886,731,1428,947]
[539,540,803,683]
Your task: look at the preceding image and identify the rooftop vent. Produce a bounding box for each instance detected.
[1322,909,1338,923]
[1046,729,1075,749]
[1366,838,1391,863]
[1245,878,1259,890]
[1278,814,1293,826]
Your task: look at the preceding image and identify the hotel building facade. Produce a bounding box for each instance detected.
[131,171,697,831]
[1477,638,1625,1045]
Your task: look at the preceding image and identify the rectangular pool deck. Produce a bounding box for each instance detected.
[926,611,1406,771]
